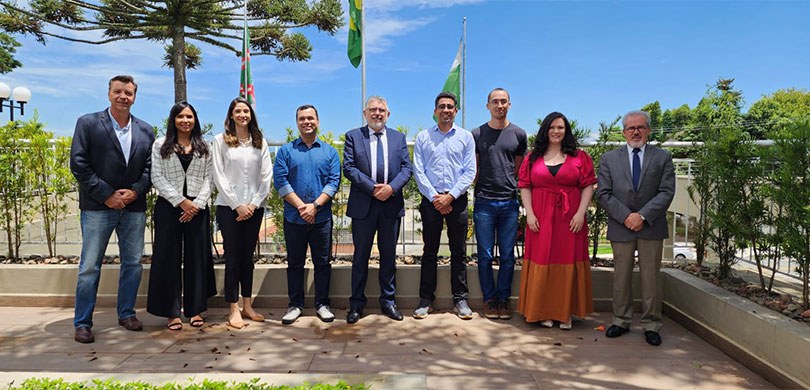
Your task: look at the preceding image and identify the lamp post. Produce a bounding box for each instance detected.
[0,82,32,121]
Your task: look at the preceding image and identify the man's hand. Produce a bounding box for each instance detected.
[297,203,317,224]
[624,212,644,232]
[103,192,126,209]
[438,204,453,215]
[118,189,138,205]
[432,193,454,211]
[372,184,394,201]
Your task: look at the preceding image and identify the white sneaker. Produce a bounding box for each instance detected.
[454,300,473,320]
[281,306,302,325]
[412,305,432,319]
[316,305,335,323]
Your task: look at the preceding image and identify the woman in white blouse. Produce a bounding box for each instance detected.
[147,101,216,330]
[212,97,273,329]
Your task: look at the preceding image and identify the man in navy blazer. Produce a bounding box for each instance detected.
[343,96,413,324]
[70,75,155,343]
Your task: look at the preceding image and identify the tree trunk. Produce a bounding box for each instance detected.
[172,28,187,103]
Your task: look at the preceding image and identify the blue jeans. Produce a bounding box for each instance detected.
[473,198,519,303]
[74,209,146,329]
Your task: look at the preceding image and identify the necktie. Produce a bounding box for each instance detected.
[374,132,385,183]
[632,148,641,192]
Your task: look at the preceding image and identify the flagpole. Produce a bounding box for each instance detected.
[360,0,366,125]
[461,17,466,129]
[242,1,247,100]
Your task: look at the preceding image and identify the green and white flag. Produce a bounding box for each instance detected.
[240,22,255,105]
[434,40,462,122]
[347,0,362,68]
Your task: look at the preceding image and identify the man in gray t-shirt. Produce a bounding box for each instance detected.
[472,87,527,320]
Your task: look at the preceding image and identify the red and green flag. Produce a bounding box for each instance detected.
[240,22,255,105]
[347,0,362,68]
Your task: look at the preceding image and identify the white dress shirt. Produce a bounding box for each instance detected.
[369,127,389,184]
[211,133,273,209]
[107,108,132,165]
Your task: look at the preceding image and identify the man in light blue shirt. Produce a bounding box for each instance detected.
[273,104,341,325]
[413,92,477,320]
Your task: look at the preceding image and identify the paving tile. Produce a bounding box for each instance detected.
[0,352,130,371]
[164,337,345,355]
[427,374,539,390]
[11,336,176,354]
[0,307,68,325]
[114,352,316,373]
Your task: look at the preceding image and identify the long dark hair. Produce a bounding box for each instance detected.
[529,111,578,165]
[161,101,209,158]
[223,97,262,148]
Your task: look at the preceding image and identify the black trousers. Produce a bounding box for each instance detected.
[284,219,332,308]
[418,194,469,304]
[217,206,264,303]
[147,198,216,319]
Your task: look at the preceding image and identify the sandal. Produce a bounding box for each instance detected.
[167,319,183,331]
[189,316,204,327]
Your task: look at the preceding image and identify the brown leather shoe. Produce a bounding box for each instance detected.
[118,316,143,331]
[498,300,513,320]
[74,327,94,343]
[484,299,499,319]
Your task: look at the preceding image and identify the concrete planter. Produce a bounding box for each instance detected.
[662,268,809,389]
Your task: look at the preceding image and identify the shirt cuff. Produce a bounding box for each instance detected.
[322,185,337,198]
[277,184,294,198]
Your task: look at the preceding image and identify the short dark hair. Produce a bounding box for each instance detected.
[108,75,138,94]
[434,92,458,108]
[296,104,319,120]
[487,88,510,102]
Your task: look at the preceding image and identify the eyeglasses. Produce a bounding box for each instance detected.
[366,107,387,113]
[623,125,648,133]
[437,104,456,110]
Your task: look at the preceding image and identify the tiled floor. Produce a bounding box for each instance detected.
[0,306,775,389]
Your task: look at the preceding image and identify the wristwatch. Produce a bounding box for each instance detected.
[314,200,322,210]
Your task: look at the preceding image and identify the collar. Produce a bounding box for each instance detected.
[369,126,386,136]
[293,137,322,148]
[626,143,647,153]
[107,108,132,132]
[430,124,457,135]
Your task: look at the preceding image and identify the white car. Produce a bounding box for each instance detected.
[672,245,696,260]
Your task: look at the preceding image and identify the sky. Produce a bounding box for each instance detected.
[3,0,810,142]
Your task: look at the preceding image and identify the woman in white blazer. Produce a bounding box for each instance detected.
[212,97,273,329]
[147,101,216,330]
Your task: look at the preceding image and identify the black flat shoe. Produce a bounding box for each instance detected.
[605,324,629,338]
[381,304,403,321]
[644,330,662,346]
[347,307,363,324]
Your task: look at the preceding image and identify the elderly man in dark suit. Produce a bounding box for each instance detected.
[597,110,675,346]
[70,75,155,343]
[343,96,413,324]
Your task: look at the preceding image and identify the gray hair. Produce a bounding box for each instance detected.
[622,110,651,128]
[365,96,388,110]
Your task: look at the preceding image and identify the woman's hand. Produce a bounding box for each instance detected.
[569,211,585,233]
[178,199,199,223]
[526,212,539,233]
[235,204,254,221]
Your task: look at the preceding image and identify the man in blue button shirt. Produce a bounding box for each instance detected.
[273,104,341,324]
[413,92,477,320]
